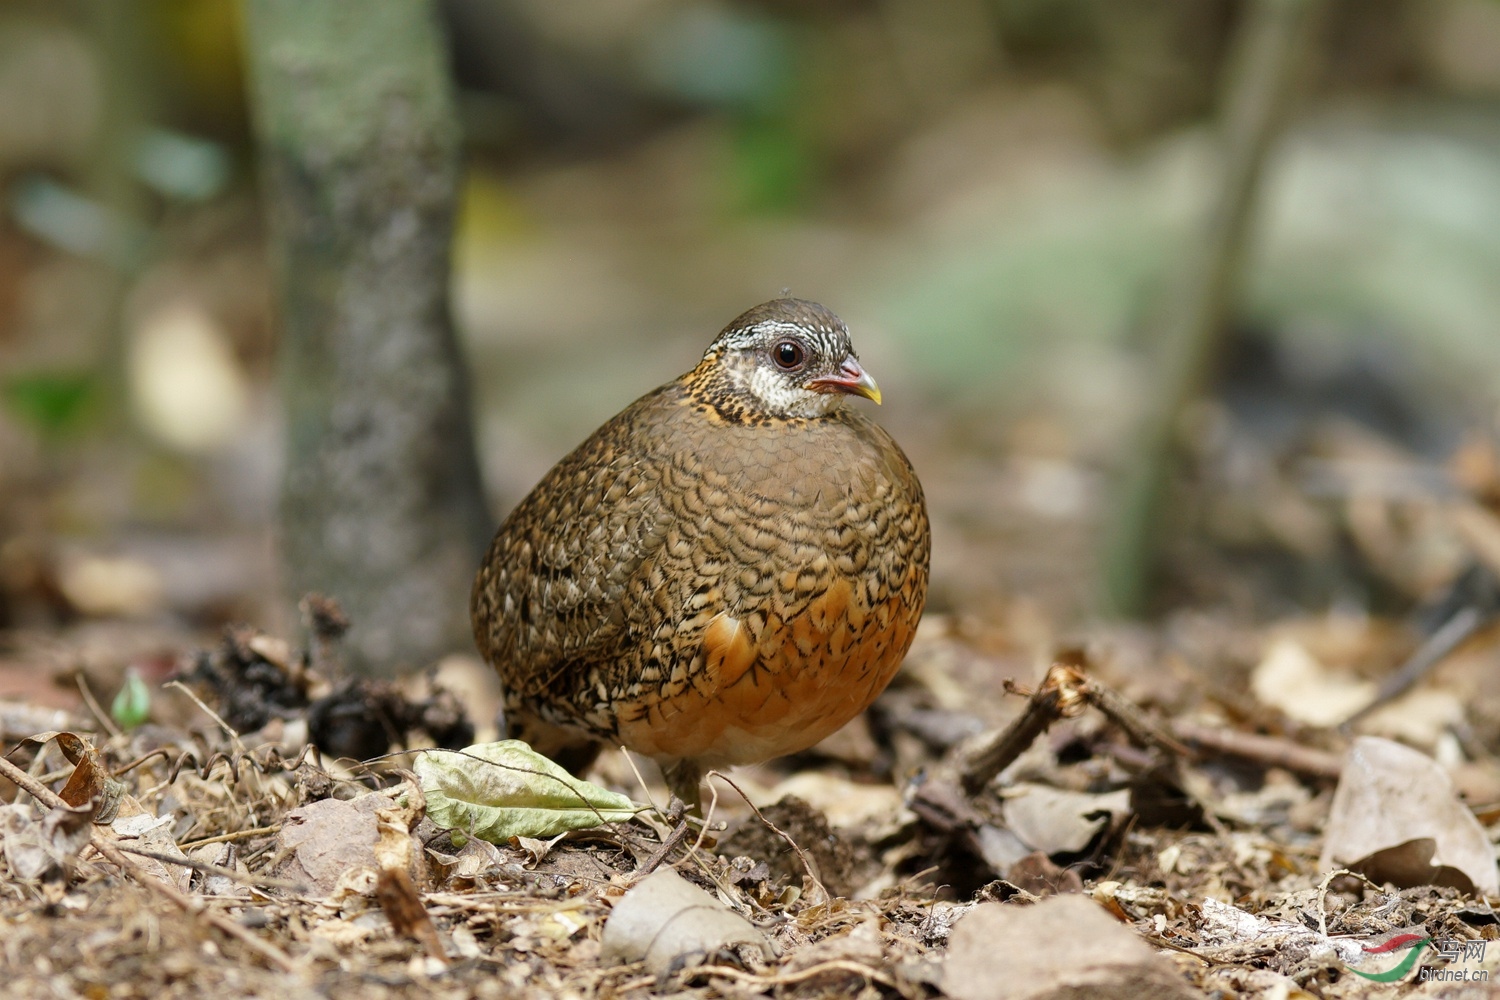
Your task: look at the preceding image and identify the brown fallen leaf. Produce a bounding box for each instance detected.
[1005,851,1084,897]
[376,866,447,964]
[941,895,1204,1000]
[7,731,123,822]
[1001,783,1132,856]
[1319,735,1499,895]
[0,799,93,881]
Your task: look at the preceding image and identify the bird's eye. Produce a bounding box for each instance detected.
[773,340,805,370]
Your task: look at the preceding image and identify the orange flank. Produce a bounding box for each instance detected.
[614,584,919,768]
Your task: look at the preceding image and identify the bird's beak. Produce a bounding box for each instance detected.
[808,358,882,405]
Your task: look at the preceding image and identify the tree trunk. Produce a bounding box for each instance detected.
[243,0,489,676]
[1100,0,1322,615]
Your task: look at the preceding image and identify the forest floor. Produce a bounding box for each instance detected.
[5,452,1500,1000]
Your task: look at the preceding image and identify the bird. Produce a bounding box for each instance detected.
[471,298,930,808]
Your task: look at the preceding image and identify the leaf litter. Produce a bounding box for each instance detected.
[7,447,1500,998]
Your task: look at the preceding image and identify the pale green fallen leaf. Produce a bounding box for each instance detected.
[415,740,641,842]
[110,668,151,730]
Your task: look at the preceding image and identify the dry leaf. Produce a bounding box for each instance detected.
[1250,639,1374,726]
[275,795,381,895]
[376,865,447,963]
[8,731,123,822]
[1001,784,1132,855]
[415,740,639,842]
[941,896,1203,1000]
[0,800,93,881]
[1320,735,1499,894]
[600,867,773,978]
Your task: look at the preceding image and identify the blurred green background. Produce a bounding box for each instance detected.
[3,0,1500,646]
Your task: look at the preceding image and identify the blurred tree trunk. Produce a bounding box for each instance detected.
[242,0,489,677]
[1101,0,1323,616]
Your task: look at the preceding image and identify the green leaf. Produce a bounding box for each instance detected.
[2,372,97,436]
[415,740,641,842]
[110,668,151,731]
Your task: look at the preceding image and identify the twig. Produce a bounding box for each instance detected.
[1340,606,1483,729]
[163,679,245,750]
[1171,720,1342,779]
[619,747,663,818]
[75,673,123,740]
[1080,676,1192,758]
[0,752,295,971]
[115,743,321,785]
[963,654,1335,796]
[1315,867,1382,938]
[690,778,722,857]
[1452,500,1500,582]
[179,825,283,850]
[1143,933,1216,965]
[115,844,309,892]
[706,770,829,903]
[693,959,897,989]
[631,820,690,881]
[958,662,1089,795]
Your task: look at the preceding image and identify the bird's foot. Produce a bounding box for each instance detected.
[662,759,703,817]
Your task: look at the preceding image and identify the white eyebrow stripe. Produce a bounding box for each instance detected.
[724,321,847,350]
[712,302,853,356]
[721,320,815,349]
[748,320,811,338]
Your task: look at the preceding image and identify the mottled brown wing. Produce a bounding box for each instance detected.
[470,385,682,705]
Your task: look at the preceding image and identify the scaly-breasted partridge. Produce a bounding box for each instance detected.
[471,299,930,805]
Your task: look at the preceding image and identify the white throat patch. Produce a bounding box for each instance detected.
[744,363,843,418]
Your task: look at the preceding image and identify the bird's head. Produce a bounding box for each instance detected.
[694,298,881,420]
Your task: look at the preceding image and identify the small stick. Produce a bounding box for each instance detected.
[694,960,897,989]
[1172,720,1343,779]
[957,657,1341,813]
[1315,867,1382,938]
[1341,606,1483,728]
[707,770,829,903]
[179,826,283,850]
[1101,0,1324,613]
[959,662,1088,795]
[618,748,663,818]
[1143,933,1216,965]
[163,679,244,749]
[75,673,124,740]
[689,779,723,858]
[116,844,308,892]
[1080,677,1191,758]
[631,820,690,881]
[1452,500,1500,582]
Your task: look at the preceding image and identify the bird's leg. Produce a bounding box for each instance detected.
[662,759,703,816]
